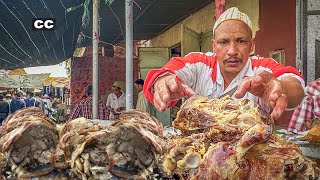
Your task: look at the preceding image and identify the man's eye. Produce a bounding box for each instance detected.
[219,41,227,44]
[238,39,247,44]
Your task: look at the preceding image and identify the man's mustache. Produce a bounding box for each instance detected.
[223,57,243,64]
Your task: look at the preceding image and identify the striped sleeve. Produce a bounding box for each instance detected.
[251,58,302,78]
[143,52,217,106]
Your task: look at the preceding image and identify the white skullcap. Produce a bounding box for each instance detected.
[213,7,253,37]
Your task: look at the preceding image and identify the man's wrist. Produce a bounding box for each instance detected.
[279,79,288,97]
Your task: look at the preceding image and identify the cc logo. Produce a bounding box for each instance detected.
[32,18,56,31]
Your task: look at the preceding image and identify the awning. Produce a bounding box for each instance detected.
[0,73,50,88]
[8,69,27,75]
[43,77,70,87]
[0,0,212,69]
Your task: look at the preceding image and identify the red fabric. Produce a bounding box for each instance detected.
[143,53,218,106]
[288,79,320,131]
[69,96,109,120]
[70,56,139,109]
[143,69,179,108]
[215,0,226,19]
[251,58,302,78]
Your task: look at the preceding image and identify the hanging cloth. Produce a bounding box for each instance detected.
[215,0,226,20]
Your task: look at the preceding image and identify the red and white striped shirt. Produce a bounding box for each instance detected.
[144,52,304,111]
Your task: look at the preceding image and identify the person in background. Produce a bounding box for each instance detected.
[10,91,26,113]
[21,91,27,100]
[24,92,31,107]
[4,93,12,104]
[4,93,12,111]
[42,94,53,117]
[52,97,61,108]
[171,48,181,57]
[69,85,109,120]
[143,7,305,121]
[0,93,10,125]
[134,79,150,113]
[106,81,126,119]
[35,92,43,108]
[25,92,41,107]
[288,78,320,132]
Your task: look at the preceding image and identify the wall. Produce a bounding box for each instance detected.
[306,0,320,83]
[147,0,259,48]
[70,56,139,108]
[255,0,296,68]
[296,0,302,72]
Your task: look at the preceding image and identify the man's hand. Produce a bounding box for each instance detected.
[107,106,116,114]
[153,74,196,112]
[234,71,288,120]
[116,107,125,112]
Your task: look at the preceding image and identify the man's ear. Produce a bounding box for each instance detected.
[211,39,216,52]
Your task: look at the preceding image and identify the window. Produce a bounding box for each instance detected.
[269,49,285,65]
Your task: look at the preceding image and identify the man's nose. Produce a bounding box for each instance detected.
[227,42,239,56]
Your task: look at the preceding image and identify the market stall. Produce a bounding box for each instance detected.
[69,56,139,111]
[43,77,71,123]
[0,73,50,97]
[0,73,50,89]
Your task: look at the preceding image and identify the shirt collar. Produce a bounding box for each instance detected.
[216,58,252,91]
[113,92,125,99]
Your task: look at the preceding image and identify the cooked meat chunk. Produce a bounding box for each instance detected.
[0,108,58,178]
[162,96,319,179]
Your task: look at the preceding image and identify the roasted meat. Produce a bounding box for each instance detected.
[51,110,165,179]
[174,95,273,135]
[113,110,163,136]
[0,108,59,178]
[163,96,319,179]
[1,107,45,136]
[193,135,319,180]
[162,133,207,176]
[50,117,101,169]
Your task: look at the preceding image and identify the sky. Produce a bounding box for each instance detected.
[24,62,68,77]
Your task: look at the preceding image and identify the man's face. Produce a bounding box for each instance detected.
[172,53,180,57]
[212,20,254,76]
[112,86,121,93]
[135,84,143,91]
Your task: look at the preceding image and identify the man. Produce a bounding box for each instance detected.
[134,79,150,113]
[21,91,27,100]
[70,85,109,120]
[143,7,305,121]
[4,93,12,104]
[171,48,181,57]
[0,93,10,125]
[106,81,126,119]
[25,92,41,107]
[24,92,31,106]
[42,94,53,117]
[4,93,12,111]
[35,92,43,108]
[10,91,26,113]
[288,78,320,132]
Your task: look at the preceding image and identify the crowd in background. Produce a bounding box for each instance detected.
[0,91,57,125]
[0,78,150,125]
